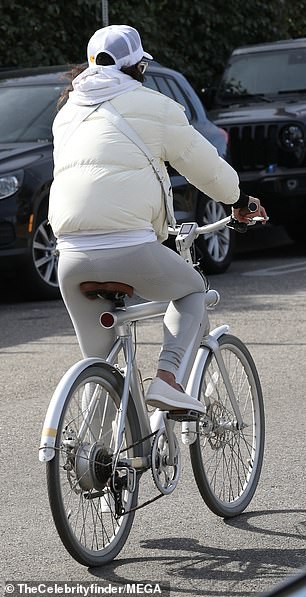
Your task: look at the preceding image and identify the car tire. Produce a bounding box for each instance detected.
[23,206,60,300]
[195,195,235,274]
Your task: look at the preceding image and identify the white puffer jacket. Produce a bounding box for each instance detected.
[49,86,240,242]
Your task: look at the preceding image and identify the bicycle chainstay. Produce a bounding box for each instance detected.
[118,430,166,516]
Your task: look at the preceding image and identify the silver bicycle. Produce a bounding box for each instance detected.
[39,216,265,567]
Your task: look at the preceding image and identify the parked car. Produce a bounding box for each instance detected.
[203,38,306,243]
[0,62,231,299]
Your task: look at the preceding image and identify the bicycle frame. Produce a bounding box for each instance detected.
[39,289,230,463]
[39,215,246,463]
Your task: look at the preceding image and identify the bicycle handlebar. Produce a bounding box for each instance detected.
[168,219,230,237]
[169,214,268,237]
[195,216,231,235]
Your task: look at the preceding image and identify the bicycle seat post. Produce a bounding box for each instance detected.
[101,316,134,457]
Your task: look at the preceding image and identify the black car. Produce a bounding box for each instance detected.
[0,63,231,299]
[203,38,306,243]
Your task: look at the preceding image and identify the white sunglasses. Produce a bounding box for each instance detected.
[138,60,149,74]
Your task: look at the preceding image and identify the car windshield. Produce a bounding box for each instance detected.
[218,47,306,98]
[0,84,63,142]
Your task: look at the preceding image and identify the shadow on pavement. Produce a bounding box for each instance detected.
[89,508,306,596]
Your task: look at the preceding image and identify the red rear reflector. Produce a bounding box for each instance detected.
[100,312,115,328]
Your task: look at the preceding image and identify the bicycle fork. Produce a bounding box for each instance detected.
[182,326,244,444]
[207,336,243,428]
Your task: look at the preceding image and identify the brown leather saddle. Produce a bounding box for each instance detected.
[80,281,134,306]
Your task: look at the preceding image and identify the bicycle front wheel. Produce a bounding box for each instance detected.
[190,334,265,518]
[46,364,141,567]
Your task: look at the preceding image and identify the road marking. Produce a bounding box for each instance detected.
[243,260,306,276]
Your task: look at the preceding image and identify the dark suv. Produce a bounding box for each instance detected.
[204,38,306,242]
[0,62,230,299]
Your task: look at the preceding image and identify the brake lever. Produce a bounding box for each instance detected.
[226,215,269,234]
[226,217,248,233]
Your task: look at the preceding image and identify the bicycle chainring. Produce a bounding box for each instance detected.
[151,428,181,495]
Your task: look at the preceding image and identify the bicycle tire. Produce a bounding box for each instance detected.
[46,363,142,567]
[190,334,265,518]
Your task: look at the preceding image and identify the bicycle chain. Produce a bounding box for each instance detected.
[119,429,167,516]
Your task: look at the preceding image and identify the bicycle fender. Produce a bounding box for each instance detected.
[39,358,121,462]
[186,325,229,398]
[183,325,229,444]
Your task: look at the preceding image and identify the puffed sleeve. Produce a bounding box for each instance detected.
[162,100,240,205]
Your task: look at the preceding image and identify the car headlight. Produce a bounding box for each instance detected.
[280,124,305,152]
[0,170,24,200]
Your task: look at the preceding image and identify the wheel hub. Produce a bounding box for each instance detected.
[75,442,113,491]
[206,402,233,450]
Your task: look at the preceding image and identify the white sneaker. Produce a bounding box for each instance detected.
[146,378,205,413]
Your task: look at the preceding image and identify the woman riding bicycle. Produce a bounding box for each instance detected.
[49,24,267,415]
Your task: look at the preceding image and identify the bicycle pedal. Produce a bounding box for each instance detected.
[167,409,200,422]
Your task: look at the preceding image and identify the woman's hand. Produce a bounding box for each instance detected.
[232,196,268,224]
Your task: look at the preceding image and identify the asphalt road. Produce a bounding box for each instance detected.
[1,224,306,596]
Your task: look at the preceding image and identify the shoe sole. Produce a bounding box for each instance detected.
[146,396,205,414]
[167,410,200,422]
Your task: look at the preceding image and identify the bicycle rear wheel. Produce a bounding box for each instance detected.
[190,334,265,517]
[46,364,141,567]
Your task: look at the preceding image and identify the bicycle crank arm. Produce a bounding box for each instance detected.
[119,456,151,470]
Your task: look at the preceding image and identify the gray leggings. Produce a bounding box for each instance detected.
[58,241,208,378]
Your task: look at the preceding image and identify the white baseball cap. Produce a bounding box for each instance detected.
[87,25,153,68]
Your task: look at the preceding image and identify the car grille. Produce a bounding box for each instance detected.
[224,123,306,171]
[0,222,15,246]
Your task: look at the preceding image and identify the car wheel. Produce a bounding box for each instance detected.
[195,195,235,274]
[23,208,60,300]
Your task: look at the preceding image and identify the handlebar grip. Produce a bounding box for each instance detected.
[226,217,248,234]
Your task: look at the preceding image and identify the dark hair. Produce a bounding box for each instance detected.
[57,52,144,109]
[96,52,115,66]
[57,65,86,109]
[96,51,144,82]
[121,64,144,83]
